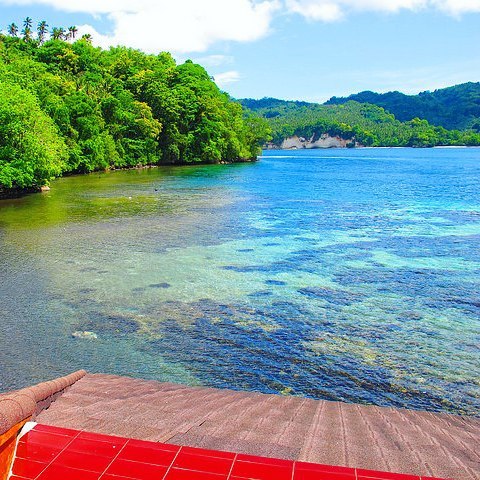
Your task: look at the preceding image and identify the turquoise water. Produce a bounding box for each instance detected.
[0,148,479,415]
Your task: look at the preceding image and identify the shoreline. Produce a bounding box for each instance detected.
[0,157,258,201]
[266,144,479,150]
[2,146,478,200]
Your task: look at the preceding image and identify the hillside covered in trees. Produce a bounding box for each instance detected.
[0,19,270,195]
[240,97,480,148]
[325,83,480,131]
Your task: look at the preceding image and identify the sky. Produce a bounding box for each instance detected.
[1,0,479,102]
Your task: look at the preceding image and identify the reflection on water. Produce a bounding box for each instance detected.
[1,149,479,415]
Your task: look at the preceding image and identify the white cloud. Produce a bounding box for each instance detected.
[0,0,280,53]
[213,70,241,89]
[285,1,343,21]
[285,0,426,21]
[284,0,480,21]
[1,0,479,52]
[431,0,480,15]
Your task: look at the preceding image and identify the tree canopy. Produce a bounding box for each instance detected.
[0,81,66,188]
[0,21,270,193]
[241,97,480,148]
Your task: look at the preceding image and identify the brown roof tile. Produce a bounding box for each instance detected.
[0,370,86,435]
[34,373,480,480]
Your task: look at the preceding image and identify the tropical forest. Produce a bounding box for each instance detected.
[0,18,270,195]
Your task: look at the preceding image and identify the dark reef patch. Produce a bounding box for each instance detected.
[78,288,96,295]
[247,290,274,298]
[79,312,140,335]
[221,265,271,273]
[149,283,171,289]
[148,297,465,414]
[298,286,362,306]
[265,279,287,286]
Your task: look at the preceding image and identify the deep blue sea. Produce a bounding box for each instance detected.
[1,148,479,415]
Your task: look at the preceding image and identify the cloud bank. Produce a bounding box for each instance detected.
[1,0,479,52]
[286,0,480,21]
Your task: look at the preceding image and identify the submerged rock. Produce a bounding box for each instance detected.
[72,331,98,340]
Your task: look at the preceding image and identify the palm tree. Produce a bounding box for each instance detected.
[68,26,78,40]
[22,26,32,41]
[22,17,33,41]
[23,17,33,30]
[81,33,92,43]
[51,27,65,40]
[37,20,49,44]
[8,23,18,37]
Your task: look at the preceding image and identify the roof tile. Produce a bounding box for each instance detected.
[0,370,87,435]
[32,373,480,480]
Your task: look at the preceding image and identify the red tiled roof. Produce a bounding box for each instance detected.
[12,423,452,480]
[0,370,86,435]
[31,373,479,480]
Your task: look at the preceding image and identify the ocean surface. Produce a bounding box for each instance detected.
[0,148,479,415]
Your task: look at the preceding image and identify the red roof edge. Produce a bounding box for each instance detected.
[0,370,87,435]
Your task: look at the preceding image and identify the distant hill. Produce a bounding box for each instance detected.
[239,97,480,148]
[325,82,480,131]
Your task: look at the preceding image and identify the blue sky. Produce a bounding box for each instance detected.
[1,0,479,102]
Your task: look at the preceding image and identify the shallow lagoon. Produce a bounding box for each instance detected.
[1,148,479,415]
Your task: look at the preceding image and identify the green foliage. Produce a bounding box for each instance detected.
[326,83,480,131]
[241,98,480,148]
[0,28,268,192]
[0,81,67,189]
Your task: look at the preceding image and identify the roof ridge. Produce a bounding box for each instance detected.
[0,370,87,435]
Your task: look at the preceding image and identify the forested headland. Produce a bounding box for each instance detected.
[241,93,480,148]
[0,19,270,196]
